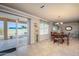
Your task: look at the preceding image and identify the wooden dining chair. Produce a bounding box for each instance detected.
[51,32,59,43]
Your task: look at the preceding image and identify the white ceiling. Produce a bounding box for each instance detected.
[1,3,79,22]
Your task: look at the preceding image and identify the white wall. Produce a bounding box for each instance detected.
[62,22,79,38]
[30,17,40,44]
[30,18,51,43]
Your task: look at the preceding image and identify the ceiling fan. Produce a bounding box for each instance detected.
[40,4,46,8]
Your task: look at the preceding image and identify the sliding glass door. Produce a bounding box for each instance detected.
[7,20,29,55]
[0,16,29,56]
[16,21,29,56]
[17,22,28,47]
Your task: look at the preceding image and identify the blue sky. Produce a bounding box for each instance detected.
[0,21,27,29]
[8,22,16,27]
[8,22,26,29]
[0,21,3,28]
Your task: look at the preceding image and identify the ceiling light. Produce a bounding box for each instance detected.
[55,22,63,25]
[55,22,59,25]
[60,22,63,24]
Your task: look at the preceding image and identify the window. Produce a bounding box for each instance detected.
[0,20,4,40]
[8,22,16,39]
[40,21,49,35]
[17,22,28,38]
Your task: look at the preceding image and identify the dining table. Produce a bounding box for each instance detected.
[51,32,70,45]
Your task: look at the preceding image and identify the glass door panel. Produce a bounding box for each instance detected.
[8,22,17,39]
[6,22,17,55]
[0,20,4,54]
[0,20,4,40]
[17,22,28,47]
[16,21,29,56]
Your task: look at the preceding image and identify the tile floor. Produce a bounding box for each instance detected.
[4,38,79,56]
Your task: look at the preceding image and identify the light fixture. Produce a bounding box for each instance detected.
[60,22,63,24]
[55,22,59,25]
[55,16,64,25]
[55,22,63,25]
[65,26,72,31]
